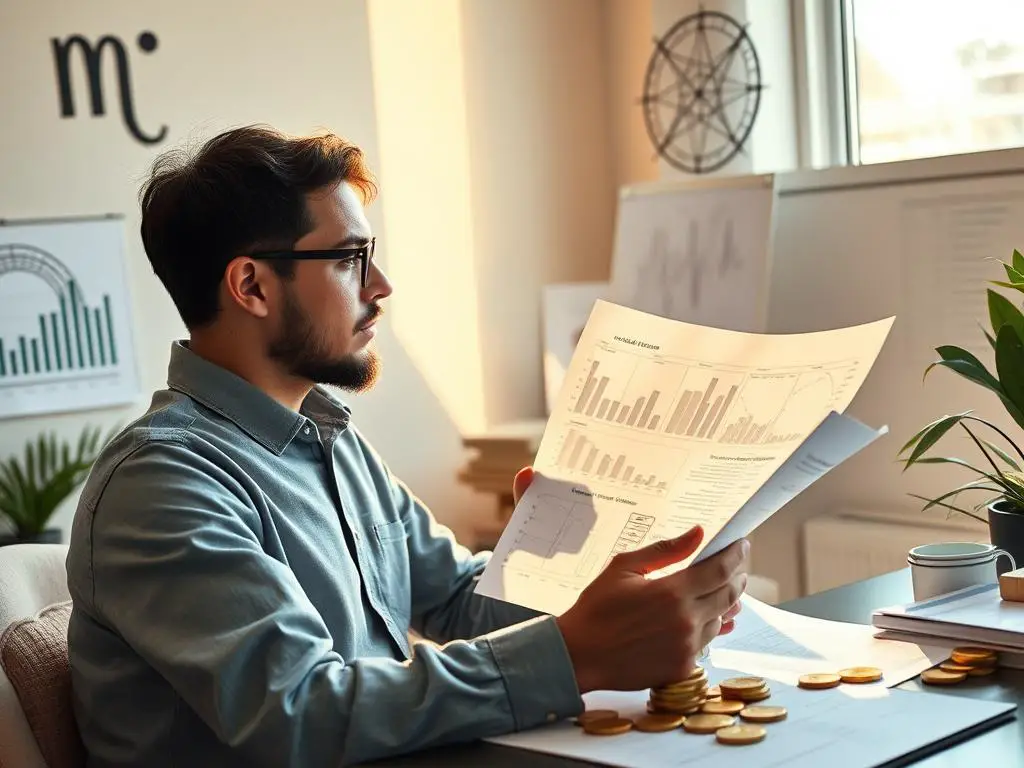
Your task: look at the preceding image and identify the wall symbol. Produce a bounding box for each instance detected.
[51,32,167,145]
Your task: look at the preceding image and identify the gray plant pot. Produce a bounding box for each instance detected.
[0,528,62,547]
[988,500,1024,574]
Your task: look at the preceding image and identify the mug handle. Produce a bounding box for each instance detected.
[994,549,1017,572]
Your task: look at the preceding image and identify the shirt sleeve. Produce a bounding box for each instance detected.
[86,438,581,767]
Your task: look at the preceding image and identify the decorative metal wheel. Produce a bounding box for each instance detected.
[642,10,763,174]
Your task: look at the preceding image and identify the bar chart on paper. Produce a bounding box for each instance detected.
[0,218,139,417]
[552,426,687,497]
[566,342,862,447]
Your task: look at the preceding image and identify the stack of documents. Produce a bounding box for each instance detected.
[476,300,894,615]
[873,583,1024,660]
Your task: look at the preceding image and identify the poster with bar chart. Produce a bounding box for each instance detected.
[0,217,139,418]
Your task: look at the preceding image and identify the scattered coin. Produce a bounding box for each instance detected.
[582,717,634,736]
[647,700,703,715]
[950,647,997,665]
[706,685,722,699]
[938,662,975,674]
[574,709,619,726]
[700,699,745,715]
[966,665,997,677]
[682,713,737,734]
[633,713,686,733]
[719,676,767,695]
[716,724,767,745]
[839,666,883,684]
[732,686,772,702]
[798,673,841,690]
[739,705,788,723]
[921,668,967,686]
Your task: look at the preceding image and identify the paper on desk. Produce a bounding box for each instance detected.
[711,595,948,687]
[476,301,893,615]
[486,668,1015,768]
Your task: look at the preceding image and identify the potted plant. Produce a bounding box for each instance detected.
[899,249,1024,569]
[0,425,114,546]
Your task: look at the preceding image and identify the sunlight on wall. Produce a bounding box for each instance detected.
[366,0,487,433]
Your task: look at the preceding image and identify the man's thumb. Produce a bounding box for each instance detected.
[612,526,704,575]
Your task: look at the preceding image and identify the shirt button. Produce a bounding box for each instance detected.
[304,426,311,435]
[546,713,558,723]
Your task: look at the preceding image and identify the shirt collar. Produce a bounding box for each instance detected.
[166,341,351,455]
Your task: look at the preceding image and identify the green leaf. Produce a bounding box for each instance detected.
[988,289,1024,341]
[1002,262,1024,286]
[1013,249,1024,275]
[925,346,1003,394]
[996,324,1024,416]
[992,280,1024,297]
[979,438,1022,471]
[908,493,988,524]
[898,413,969,467]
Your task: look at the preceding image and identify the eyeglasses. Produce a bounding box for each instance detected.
[249,237,376,287]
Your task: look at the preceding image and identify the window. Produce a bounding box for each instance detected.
[847,0,1024,165]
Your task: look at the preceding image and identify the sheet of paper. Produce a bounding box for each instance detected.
[710,596,947,687]
[874,582,1024,649]
[486,666,1015,768]
[476,301,893,614]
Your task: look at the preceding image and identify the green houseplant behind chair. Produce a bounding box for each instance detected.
[0,426,114,546]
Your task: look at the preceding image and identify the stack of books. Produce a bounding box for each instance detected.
[872,583,1024,668]
[457,418,545,548]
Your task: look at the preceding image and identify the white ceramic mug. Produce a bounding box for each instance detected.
[908,542,1017,602]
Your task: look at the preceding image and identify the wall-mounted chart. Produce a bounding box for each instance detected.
[0,217,140,418]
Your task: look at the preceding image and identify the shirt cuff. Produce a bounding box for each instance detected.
[486,615,583,730]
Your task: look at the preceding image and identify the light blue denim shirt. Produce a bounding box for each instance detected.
[66,342,582,767]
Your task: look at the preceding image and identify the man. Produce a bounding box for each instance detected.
[66,125,749,767]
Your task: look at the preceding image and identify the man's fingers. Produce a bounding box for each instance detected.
[677,539,749,597]
[722,600,743,622]
[718,619,736,636]
[612,526,704,576]
[695,574,747,620]
[512,466,534,507]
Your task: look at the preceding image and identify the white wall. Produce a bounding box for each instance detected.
[0,1,625,544]
[0,0,467,538]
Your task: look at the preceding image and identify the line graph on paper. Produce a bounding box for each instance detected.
[502,494,655,586]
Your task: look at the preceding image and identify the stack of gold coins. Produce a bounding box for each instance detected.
[922,646,999,685]
[647,665,710,715]
[719,676,771,703]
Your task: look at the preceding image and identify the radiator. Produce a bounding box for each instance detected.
[801,515,989,595]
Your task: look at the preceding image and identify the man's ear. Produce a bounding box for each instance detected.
[223,257,272,319]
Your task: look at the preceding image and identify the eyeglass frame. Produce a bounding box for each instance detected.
[248,237,376,287]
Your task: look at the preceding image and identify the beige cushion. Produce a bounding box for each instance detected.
[0,601,83,768]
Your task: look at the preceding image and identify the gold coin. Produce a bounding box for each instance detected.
[719,676,766,694]
[716,724,767,745]
[647,699,704,715]
[574,709,619,726]
[839,666,883,684]
[739,705,788,723]
[737,685,771,701]
[654,679,708,696]
[798,673,841,690]
[685,665,706,680]
[682,713,736,734]
[938,662,975,674]
[951,646,997,662]
[966,665,997,677]
[583,717,633,735]
[921,668,966,686]
[657,671,708,690]
[700,699,745,715]
[706,685,722,699]
[633,713,686,733]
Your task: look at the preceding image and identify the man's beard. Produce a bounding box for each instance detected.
[267,289,381,392]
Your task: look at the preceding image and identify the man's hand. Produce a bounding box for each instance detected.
[513,466,534,507]
[555,527,750,694]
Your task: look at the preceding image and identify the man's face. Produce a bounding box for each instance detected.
[267,182,392,391]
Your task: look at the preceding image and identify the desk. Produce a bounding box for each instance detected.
[370,569,1022,767]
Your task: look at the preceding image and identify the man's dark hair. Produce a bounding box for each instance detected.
[139,124,377,329]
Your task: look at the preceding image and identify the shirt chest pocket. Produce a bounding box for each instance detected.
[369,520,412,626]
